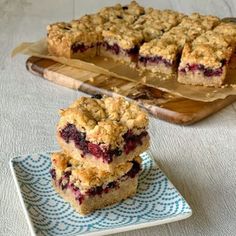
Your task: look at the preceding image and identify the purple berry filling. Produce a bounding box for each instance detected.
[71,42,95,53]
[102,42,139,56]
[50,169,56,180]
[126,161,141,178]
[52,160,140,204]
[179,60,227,77]
[123,130,148,155]
[60,124,147,163]
[70,183,84,204]
[139,55,173,67]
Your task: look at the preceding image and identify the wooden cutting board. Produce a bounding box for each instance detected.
[26,56,236,125]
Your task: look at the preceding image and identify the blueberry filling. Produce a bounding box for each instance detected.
[51,160,140,204]
[102,42,140,56]
[71,42,95,53]
[103,42,120,55]
[125,160,141,178]
[139,55,173,67]
[60,123,147,163]
[179,61,226,77]
[50,169,56,180]
[123,130,148,155]
[127,45,140,55]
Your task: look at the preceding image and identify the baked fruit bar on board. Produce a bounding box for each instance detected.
[178,22,236,87]
[138,13,220,74]
[47,14,105,58]
[47,1,145,59]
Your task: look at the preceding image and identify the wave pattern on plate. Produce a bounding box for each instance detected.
[12,152,191,236]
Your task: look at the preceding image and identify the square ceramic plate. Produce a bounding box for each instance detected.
[10,152,192,236]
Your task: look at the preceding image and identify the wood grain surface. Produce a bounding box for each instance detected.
[1,1,236,236]
[26,56,236,125]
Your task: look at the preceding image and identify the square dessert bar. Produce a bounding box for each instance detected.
[133,8,185,42]
[178,23,236,87]
[138,13,220,74]
[101,24,144,63]
[47,14,105,58]
[57,96,149,172]
[50,152,142,215]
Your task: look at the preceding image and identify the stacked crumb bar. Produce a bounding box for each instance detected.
[47,1,236,87]
[50,95,150,215]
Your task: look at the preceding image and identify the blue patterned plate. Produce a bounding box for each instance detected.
[10,152,192,236]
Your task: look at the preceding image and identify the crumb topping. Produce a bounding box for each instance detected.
[179,23,236,69]
[134,9,185,41]
[139,13,220,60]
[213,22,236,38]
[47,14,104,47]
[57,96,148,148]
[102,24,144,49]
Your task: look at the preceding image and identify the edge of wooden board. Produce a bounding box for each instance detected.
[25,57,236,125]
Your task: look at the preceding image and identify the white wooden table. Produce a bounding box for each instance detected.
[1,1,236,235]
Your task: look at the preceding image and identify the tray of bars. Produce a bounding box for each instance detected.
[12,1,236,124]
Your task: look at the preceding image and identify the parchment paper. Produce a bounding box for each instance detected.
[12,38,236,102]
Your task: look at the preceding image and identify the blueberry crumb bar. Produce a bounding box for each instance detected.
[50,152,142,215]
[47,14,105,58]
[178,23,236,87]
[138,13,220,74]
[56,96,149,172]
[100,24,144,63]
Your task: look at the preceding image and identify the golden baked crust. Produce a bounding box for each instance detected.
[47,14,105,44]
[51,151,142,191]
[139,13,220,57]
[213,22,236,38]
[57,96,148,148]
[134,9,185,41]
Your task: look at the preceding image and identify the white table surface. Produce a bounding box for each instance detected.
[1,0,236,235]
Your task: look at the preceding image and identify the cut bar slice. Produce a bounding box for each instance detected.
[138,13,220,74]
[178,23,236,87]
[47,14,105,58]
[50,152,142,215]
[47,1,145,60]
[101,24,144,63]
[57,96,149,171]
